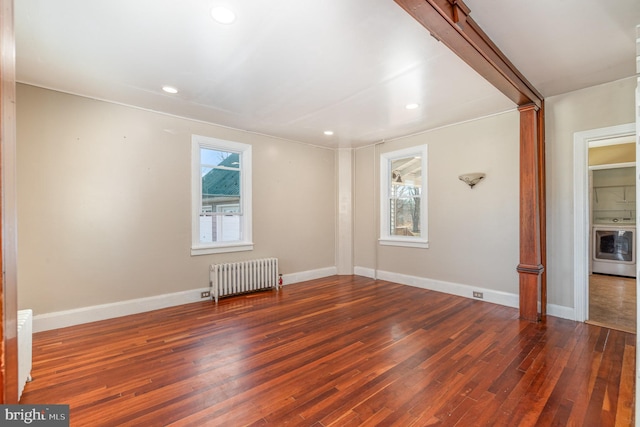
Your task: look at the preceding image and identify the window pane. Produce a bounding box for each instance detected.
[392,184,421,198]
[217,212,240,242]
[200,148,241,243]
[201,148,240,169]
[390,197,421,236]
[201,168,241,213]
[389,155,422,236]
[199,214,214,242]
[390,157,421,187]
[217,204,241,242]
[199,213,241,243]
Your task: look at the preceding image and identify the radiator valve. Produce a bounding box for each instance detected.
[278,274,283,287]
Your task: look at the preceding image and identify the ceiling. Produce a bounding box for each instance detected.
[15,0,640,148]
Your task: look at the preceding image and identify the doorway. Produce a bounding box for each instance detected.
[573,123,636,329]
[588,162,636,332]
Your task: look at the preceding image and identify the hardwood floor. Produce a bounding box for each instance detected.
[20,276,635,426]
[588,273,636,333]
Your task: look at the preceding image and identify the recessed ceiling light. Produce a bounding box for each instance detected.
[324,130,334,136]
[162,86,178,94]
[405,103,420,110]
[211,6,236,24]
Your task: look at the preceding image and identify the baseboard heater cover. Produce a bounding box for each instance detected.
[18,309,33,400]
[210,258,279,302]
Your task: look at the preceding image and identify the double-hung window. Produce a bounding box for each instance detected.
[379,145,428,248]
[191,135,253,255]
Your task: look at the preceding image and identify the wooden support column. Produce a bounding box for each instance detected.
[537,102,547,318]
[517,104,543,321]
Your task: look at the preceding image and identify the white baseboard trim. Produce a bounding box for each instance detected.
[33,288,210,333]
[369,268,575,320]
[376,269,519,308]
[353,266,375,279]
[33,266,338,332]
[281,266,337,286]
[546,304,575,321]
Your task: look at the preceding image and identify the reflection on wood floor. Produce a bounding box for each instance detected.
[20,276,636,426]
[588,273,636,333]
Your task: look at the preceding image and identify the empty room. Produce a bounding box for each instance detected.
[0,0,639,425]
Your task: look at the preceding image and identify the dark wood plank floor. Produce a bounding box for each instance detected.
[20,276,635,426]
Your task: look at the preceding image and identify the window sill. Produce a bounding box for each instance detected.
[379,238,429,249]
[191,242,254,256]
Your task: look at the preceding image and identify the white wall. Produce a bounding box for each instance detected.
[16,84,336,318]
[353,144,377,271]
[354,111,520,301]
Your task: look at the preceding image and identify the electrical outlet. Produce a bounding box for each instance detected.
[473,291,483,299]
[201,291,211,298]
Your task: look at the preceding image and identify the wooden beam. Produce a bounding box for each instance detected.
[393,0,542,108]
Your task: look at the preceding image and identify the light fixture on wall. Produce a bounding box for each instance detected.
[458,172,485,189]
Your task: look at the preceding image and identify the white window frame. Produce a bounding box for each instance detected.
[191,135,253,255]
[379,145,428,248]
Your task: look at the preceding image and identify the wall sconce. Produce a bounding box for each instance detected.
[458,172,485,189]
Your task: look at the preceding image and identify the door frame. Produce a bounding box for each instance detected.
[573,122,636,322]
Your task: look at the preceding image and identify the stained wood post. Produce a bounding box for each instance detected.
[537,102,547,318]
[517,104,544,321]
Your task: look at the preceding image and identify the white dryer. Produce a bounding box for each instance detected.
[592,225,636,277]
